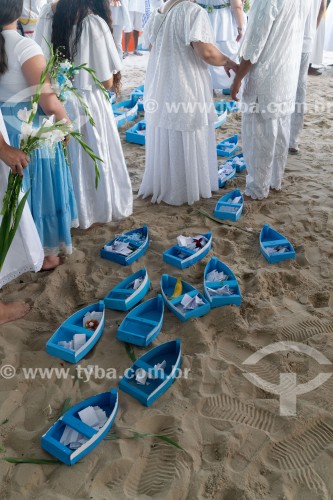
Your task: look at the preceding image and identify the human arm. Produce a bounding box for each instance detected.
[0,134,29,176]
[230,57,253,101]
[22,55,70,123]
[192,41,237,70]
[231,0,245,42]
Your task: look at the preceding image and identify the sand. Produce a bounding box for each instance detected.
[0,52,332,500]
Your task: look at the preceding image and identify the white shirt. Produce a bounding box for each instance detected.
[303,0,322,53]
[21,0,50,20]
[0,31,43,103]
[240,0,312,118]
[35,7,122,90]
[143,2,217,131]
[128,0,146,14]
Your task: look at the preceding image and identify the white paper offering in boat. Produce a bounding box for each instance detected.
[206,270,229,282]
[83,311,103,330]
[58,333,87,352]
[136,130,146,136]
[130,232,144,243]
[60,405,108,450]
[104,241,133,255]
[180,293,204,310]
[177,234,208,252]
[220,206,239,213]
[130,278,143,290]
[207,285,234,296]
[135,360,167,385]
[218,164,234,180]
[233,157,245,166]
[266,245,289,255]
[231,196,242,204]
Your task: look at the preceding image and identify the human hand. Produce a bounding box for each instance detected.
[230,76,242,102]
[224,58,239,78]
[0,143,29,176]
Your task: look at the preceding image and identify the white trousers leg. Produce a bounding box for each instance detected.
[242,112,291,199]
[289,52,311,149]
[112,25,123,60]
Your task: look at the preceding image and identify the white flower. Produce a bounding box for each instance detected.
[32,102,38,114]
[60,61,72,71]
[17,107,33,123]
[42,116,55,128]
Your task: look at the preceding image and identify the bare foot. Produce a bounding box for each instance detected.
[42,256,60,271]
[0,301,31,325]
[243,194,258,202]
[271,188,282,193]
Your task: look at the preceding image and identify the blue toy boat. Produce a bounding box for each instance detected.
[231,153,246,172]
[226,100,239,113]
[119,340,182,406]
[130,84,144,111]
[126,120,146,145]
[163,233,212,269]
[104,268,150,311]
[46,302,105,363]
[112,100,138,127]
[116,295,164,347]
[108,91,116,104]
[100,225,149,266]
[214,189,244,222]
[204,257,242,308]
[217,134,239,157]
[218,161,236,188]
[160,274,210,322]
[41,389,118,466]
[223,88,231,95]
[260,224,296,264]
[214,100,228,129]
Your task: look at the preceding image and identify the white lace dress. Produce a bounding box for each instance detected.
[325,1,333,52]
[0,111,44,288]
[138,2,219,206]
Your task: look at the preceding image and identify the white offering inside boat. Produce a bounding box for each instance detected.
[233,157,244,166]
[218,163,234,180]
[104,240,133,256]
[181,293,204,310]
[207,285,234,296]
[136,130,146,136]
[130,232,144,243]
[231,196,242,204]
[83,311,103,329]
[177,235,208,252]
[58,333,87,352]
[266,245,289,255]
[206,270,229,282]
[135,368,148,385]
[131,278,143,290]
[135,360,167,385]
[60,405,108,450]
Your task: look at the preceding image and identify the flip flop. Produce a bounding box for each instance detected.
[288,148,300,155]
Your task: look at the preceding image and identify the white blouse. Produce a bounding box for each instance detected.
[0,31,43,103]
[143,2,217,131]
[35,7,122,91]
[240,0,312,119]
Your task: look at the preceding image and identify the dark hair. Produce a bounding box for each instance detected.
[0,0,23,75]
[51,0,121,95]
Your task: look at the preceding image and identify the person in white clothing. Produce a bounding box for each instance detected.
[325,0,333,51]
[197,0,245,91]
[289,0,325,154]
[309,0,327,75]
[110,0,131,59]
[35,0,133,230]
[231,0,312,201]
[124,0,146,56]
[0,111,44,324]
[138,0,238,206]
[19,0,50,37]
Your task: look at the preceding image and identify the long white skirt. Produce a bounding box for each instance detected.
[0,115,43,288]
[138,123,218,206]
[311,17,325,65]
[325,2,333,52]
[66,89,133,229]
[210,40,239,90]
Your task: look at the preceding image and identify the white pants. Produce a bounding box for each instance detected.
[242,113,291,199]
[289,52,311,149]
[112,25,123,60]
[128,11,143,32]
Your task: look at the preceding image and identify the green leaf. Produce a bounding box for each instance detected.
[3,457,60,465]
[1,419,8,425]
[124,343,136,363]
[59,398,72,417]
[104,428,185,451]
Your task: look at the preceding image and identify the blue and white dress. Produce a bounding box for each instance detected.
[0,30,78,256]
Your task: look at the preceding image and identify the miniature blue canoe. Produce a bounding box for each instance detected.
[130,84,144,111]
[119,340,182,406]
[223,88,231,95]
[108,91,116,104]
[163,233,212,269]
[41,389,118,466]
[112,99,138,127]
[260,224,296,264]
[217,134,239,157]
[204,257,242,308]
[116,295,164,347]
[218,162,236,188]
[160,274,210,322]
[231,153,246,172]
[100,225,149,266]
[214,189,244,222]
[126,120,146,145]
[104,268,150,311]
[214,100,228,129]
[226,100,239,113]
[46,301,105,363]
